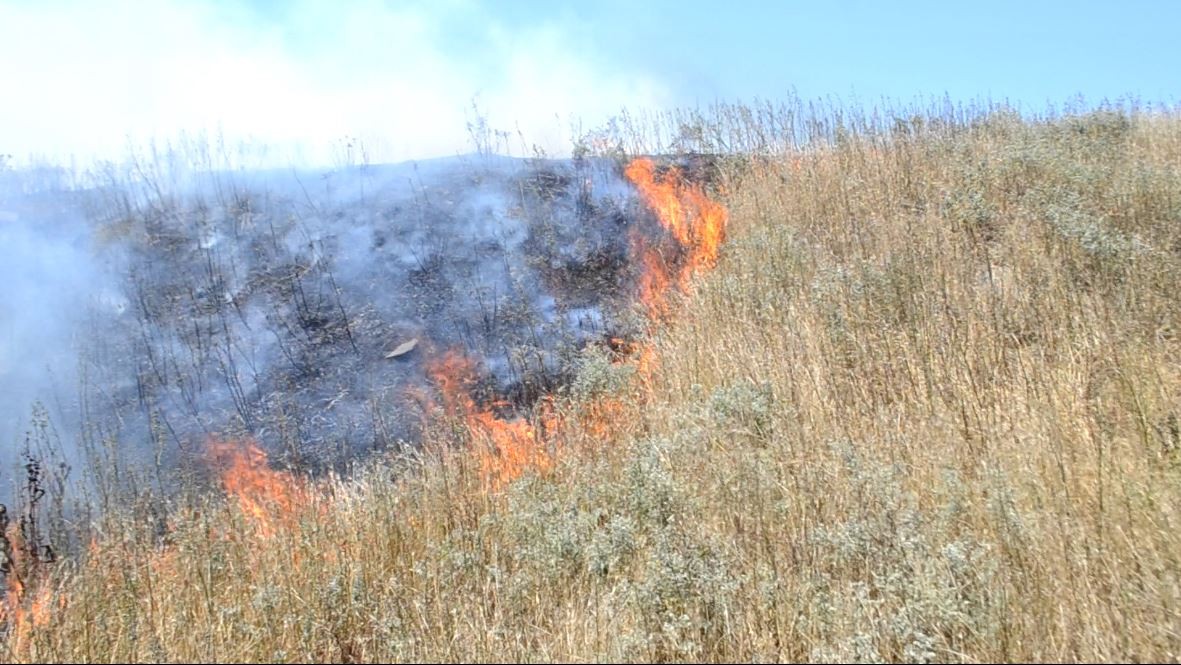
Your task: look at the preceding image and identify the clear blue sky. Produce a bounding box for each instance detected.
[514,0,1179,109]
[1,0,1177,166]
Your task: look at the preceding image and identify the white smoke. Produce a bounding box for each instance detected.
[0,173,126,457]
[0,0,672,168]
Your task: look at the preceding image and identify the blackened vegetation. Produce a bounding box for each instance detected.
[523,169,632,307]
[0,451,59,605]
[77,156,654,476]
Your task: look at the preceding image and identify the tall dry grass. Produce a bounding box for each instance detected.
[5,104,1181,662]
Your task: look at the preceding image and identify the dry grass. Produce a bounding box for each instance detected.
[5,106,1181,662]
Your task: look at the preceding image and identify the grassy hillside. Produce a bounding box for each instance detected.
[5,106,1181,662]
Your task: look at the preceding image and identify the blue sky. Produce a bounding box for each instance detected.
[1,0,1177,166]
[555,0,1179,108]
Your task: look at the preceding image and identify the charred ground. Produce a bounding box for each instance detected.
[2,154,685,480]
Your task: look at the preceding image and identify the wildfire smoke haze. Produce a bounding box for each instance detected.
[0,147,730,512]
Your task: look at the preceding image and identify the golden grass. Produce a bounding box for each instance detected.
[5,107,1181,662]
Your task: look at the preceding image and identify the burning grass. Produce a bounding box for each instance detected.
[624,156,729,318]
[205,437,311,537]
[6,103,1181,662]
[425,351,557,490]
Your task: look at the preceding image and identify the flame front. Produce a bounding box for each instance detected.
[206,437,307,536]
[418,159,728,490]
[624,157,728,316]
[427,351,553,489]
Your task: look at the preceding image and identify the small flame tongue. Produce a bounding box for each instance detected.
[0,525,53,645]
[426,351,553,489]
[206,437,307,535]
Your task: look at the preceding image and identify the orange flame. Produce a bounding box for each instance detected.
[1,582,51,648]
[0,526,52,648]
[426,351,554,489]
[630,231,675,319]
[206,437,307,536]
[624,157,728,317]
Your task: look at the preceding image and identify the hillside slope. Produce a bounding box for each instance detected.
[5,109,1181,662]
